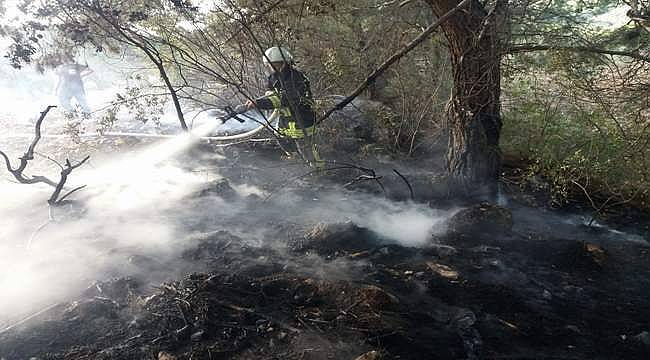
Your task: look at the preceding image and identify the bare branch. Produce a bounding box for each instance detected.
[507,44,650,63]
[48,155,91,205]
[0,107,58,187]
[57,185,88,203]
[18,105,56,173]
[221,0,288,44]
[0,150,14,173]
[0,106,90,204]
[35,151,64,170]
[393,169,415,200]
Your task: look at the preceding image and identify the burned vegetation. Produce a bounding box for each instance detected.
[1,169,649,360]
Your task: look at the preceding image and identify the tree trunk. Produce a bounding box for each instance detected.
[156,60,189,131]
[140,47,188,132]
[427,0,504,197]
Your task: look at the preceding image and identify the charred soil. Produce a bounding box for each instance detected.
[1,140,649,360]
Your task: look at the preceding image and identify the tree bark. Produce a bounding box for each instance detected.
[426,0,505,197]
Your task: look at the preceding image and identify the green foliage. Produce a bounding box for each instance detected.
[502,68,650,209]
[511,0,621,41]
[501,0,650,210]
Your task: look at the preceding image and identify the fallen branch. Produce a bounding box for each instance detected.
[393,169,415,200]
[263,160,387,201]
[344,174,386,192]
[315,0,471,124]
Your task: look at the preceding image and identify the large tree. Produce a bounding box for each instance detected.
[424,0,649,197]
[426,0,507,196]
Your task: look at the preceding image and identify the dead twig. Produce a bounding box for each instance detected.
[212,299,301,333]
[263,160,387,201]
[48,156,90,205]
[0,106,58,187]
[344,174,386,193]
[57,185,88,203]
[393,169,415,200]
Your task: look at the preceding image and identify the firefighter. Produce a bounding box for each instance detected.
[55,60,93,114]
[245,46,322,167]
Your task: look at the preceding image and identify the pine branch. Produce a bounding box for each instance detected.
[507,44,650,63]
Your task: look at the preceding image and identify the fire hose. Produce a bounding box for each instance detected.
[1,107,279,142]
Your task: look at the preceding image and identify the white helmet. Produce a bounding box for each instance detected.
[263,46,293,64]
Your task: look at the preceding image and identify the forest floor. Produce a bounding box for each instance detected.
[0,114,649,360]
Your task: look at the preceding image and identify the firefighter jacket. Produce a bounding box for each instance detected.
[254,66,316,138]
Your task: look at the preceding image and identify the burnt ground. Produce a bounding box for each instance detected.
[0,135,649,360]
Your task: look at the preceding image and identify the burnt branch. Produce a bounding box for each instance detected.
[48,156,90,205]
[264,160,387,201]
[0,106,90,205]
[0,106,58,187]
[57,185,88,204]
[344,174,386,193]
[393,169,414,200]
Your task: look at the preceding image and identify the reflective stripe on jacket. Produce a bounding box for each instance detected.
[278,122,316,139]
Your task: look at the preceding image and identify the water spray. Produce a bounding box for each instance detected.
[0,110,278,142]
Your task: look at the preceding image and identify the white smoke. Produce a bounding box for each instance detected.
[360,204,447,246]
[0,46,457,333]
[0,121,224,327]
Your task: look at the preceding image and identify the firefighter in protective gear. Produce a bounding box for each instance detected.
[55,61,93,114]
[245,46,322,166]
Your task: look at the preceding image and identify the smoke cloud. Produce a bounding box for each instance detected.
[0,42,456,332]
[0,141,456,330]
